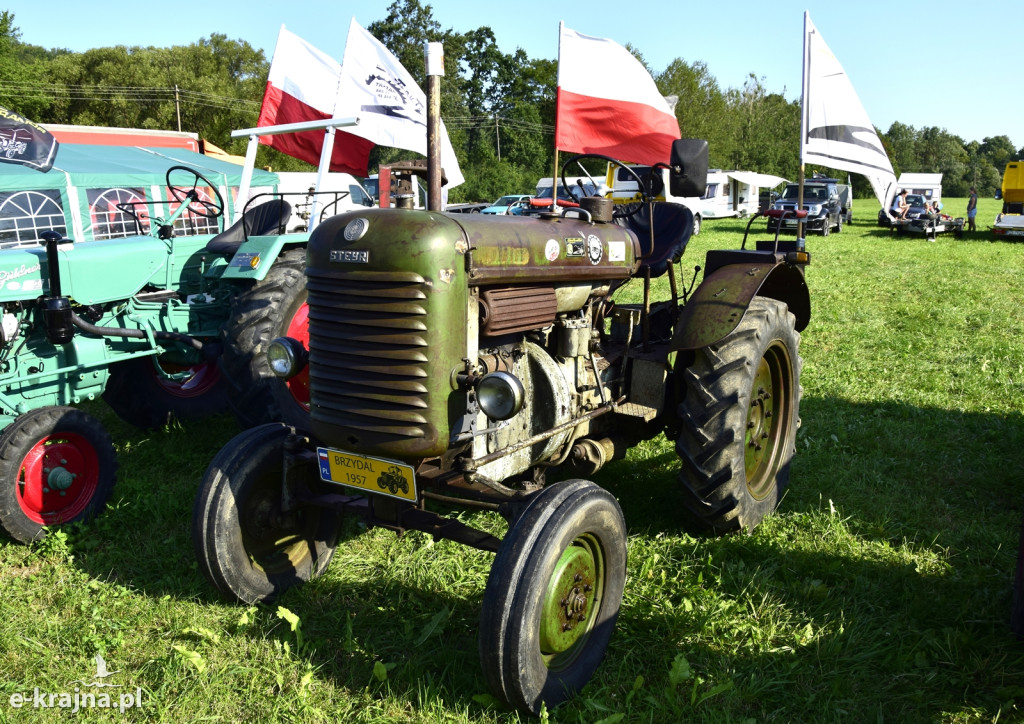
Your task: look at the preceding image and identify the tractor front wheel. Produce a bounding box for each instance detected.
[478,479,627,714]
[192,422,339,603]
[0,407,117,543]
[676,296,801,533]
[220,248,310,430]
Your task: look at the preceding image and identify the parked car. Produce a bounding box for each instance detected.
[480,194,532,214]
[769,179,844,235]
[446,202,490,213]
[877,193,931,227]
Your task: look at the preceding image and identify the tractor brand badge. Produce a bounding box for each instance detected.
[587,235,603,265]
[229,252,259,268]
[330,249,370,264]
[565,237,586,257]
[0,262,41,291]
[545,238,560,261]
[608,241,626,262]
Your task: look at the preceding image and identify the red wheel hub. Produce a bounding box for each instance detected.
[153,360,222,398]
[16,432,101,524]
[285,302,310,409]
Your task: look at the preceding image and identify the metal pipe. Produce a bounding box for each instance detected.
[462,397,625,469]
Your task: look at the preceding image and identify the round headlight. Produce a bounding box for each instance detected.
[477,371,525,421]
[267,337,308,379]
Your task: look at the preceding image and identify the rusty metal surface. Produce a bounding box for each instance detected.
[452,215,640,285]
[480,286,557,336]
[671,262,774,351]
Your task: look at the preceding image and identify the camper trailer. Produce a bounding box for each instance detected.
[897,173,942,203]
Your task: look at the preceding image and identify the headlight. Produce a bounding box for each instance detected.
[807,204,822,214]
[267,336,308,379]
[477,371,525,420]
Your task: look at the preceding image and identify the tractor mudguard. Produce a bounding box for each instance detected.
[670,261,810,351]
[214,234,310,282]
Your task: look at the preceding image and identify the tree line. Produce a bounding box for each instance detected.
[0,3,1018,203]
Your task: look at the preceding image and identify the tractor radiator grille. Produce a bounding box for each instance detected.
[306,269,431,448]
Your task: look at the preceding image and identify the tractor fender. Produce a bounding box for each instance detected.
[670,261,810,351]
[215,235,310,282]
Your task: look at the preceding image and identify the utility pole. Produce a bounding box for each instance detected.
[495,115,500,162]
[174,85,182,132]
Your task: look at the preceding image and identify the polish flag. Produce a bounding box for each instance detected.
[257,27,374,175]
[257,23,463,186]
[555,24,680,166]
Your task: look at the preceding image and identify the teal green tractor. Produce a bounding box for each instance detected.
[192,140,813,713]
[0,119,357,543]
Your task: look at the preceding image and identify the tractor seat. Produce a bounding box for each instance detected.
[206,199,292,254]
[619,202,694,277]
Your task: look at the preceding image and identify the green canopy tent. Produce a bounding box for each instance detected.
[0,144,278,246]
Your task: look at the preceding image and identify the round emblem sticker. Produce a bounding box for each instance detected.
[545,238,560,262]
[587,235,603,265]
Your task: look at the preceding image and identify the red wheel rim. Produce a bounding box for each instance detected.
[152,360,222,398]
[284,302,310,409]
[16,432,101,525]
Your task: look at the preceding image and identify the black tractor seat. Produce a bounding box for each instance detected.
[618,202,694,278]
[206,198,292,254]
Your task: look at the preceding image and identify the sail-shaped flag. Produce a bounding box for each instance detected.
[257,23,463,187]
[801,12,896,209]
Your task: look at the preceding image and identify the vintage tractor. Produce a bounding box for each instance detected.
[191,140,811,713]
[0,163,321,543]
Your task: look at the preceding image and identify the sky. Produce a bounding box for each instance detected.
[7,0,1019,151]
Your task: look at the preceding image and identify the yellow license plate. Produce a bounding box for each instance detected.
[317,447,417,501]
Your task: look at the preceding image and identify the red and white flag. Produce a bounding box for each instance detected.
[257,22,463,187]
[555,24,680,166]
[257,26,374,176]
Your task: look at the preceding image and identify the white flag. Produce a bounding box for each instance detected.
[801,12,896,209]
[336,19,464,187]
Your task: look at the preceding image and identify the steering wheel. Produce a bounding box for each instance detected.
[560,153,650,219]
[165,165,225,219]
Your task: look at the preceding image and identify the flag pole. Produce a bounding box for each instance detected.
[425,41,444,211]
[797,11,812,242]
[551,21,564,212]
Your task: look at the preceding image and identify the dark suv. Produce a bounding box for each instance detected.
[768,180,843,235]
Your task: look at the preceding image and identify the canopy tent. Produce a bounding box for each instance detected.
[725,171,788,188]
[0,144,278,245]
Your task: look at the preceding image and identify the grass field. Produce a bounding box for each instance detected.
[1,196,1023,723]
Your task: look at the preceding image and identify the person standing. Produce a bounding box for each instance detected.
[967,187,978,232]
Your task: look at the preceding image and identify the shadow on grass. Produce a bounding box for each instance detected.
[48,394,1024,720]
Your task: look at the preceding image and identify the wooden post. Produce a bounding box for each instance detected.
[425,42,444,211]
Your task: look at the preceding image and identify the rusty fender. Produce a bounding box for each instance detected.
[670,261,810,351]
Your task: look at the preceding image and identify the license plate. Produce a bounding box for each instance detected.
[317,447,417,501]
[1008,229,1024,236]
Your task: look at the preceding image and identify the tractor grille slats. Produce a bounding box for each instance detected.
[307,270,432,443]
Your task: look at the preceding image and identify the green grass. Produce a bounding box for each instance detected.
[2,199,1024,723]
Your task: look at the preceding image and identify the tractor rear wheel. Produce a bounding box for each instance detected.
[103,355,226,429]
[220,248,310,430]
[675,296,801,534]
[192,422,339,603]
[0,407,116,543]
[478,479,627,714]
